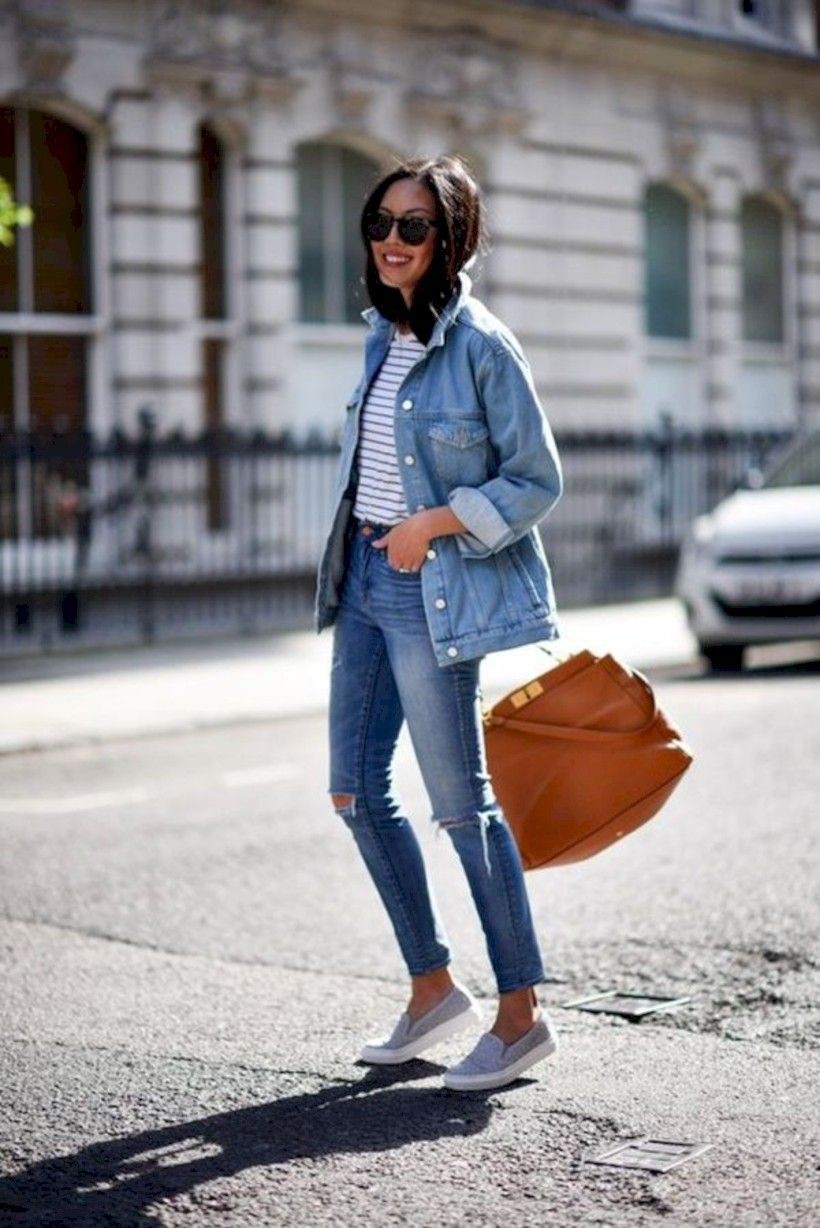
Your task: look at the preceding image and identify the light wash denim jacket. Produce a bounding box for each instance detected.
[314,269,564,666]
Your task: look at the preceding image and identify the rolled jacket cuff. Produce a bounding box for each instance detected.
[448,486,515,557]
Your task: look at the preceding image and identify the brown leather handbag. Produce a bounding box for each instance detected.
[483,647,693,870]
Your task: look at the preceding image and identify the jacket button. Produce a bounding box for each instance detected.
[404,454,415,465]
[426,548,437,559]
[447,646,459,657]
[401,398,413,410]
[435,597,446,609]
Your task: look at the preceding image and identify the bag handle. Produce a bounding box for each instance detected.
[536,642,573,662]
[487,657,660,743]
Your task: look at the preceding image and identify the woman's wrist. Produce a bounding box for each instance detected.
[417,506,467,539]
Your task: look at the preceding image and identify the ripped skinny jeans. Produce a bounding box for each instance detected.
[328,518,547,994]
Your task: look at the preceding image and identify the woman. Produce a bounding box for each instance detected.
[314,154,564,1092]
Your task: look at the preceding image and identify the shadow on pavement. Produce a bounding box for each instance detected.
[0,1063,496,1225]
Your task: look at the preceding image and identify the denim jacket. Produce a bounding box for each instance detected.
[314,269,564,666]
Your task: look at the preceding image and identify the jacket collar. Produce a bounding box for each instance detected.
[360,269,473,351]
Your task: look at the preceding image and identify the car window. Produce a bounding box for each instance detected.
[763,434,820,488]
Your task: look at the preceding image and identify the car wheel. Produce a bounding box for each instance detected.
[700,643,746,673]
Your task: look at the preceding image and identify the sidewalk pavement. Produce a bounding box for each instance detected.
[0,597,698,755]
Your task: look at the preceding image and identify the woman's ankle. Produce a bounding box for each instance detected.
[407,967,457,1015]
[411,966,455,992]
[493,985,541,1026]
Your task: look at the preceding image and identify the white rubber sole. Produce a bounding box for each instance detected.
[442,1032,558,1091]
[359,1001,483,1065]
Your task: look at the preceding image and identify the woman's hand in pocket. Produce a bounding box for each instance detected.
[371,514,431,572]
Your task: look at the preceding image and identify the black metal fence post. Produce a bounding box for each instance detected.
[134,406,157,643]
[655,409,675,546]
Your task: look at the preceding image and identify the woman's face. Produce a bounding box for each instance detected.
[369,178,439,307]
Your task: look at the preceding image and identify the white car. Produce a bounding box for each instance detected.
[675,430,820,671]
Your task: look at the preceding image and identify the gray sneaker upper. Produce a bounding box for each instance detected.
[383,986,474,1048]
[450,1015,556,1075]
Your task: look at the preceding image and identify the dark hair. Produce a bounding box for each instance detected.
[359,154,490,345]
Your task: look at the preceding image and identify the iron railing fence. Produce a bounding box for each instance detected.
[0,415,797,654]
[540,423,796,604]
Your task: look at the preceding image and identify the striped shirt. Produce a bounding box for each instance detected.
[353,326,427,526]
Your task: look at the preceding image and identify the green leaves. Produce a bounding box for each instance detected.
[0,175,33,247]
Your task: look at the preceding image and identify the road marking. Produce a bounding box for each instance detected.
[221,765,299,788]
[0,788,149,815]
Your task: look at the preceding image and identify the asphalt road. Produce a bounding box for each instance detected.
[1,655,818,1226]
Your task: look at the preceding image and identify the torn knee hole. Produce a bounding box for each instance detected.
[437,813,484,830]
[436,811,494,874]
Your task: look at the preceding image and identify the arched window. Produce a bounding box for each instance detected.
[741,195,784,343]
[0,106,92,539]
[643,183,692,340]
[198,123,226,321]
[296,142,379,324]
[197,122,229,529]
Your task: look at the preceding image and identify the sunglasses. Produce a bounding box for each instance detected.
[365,209,439,246]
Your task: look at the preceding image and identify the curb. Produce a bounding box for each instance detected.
[0,651,702,758]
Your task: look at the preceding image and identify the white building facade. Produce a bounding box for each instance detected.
[1,0,819,452]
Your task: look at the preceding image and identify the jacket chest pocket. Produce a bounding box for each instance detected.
[427,419,490,487]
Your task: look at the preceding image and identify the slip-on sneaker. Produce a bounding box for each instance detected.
[359,984,483,1065]
[442,1013,559,1091]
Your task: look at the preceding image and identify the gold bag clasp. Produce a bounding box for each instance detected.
[510,679,543,709]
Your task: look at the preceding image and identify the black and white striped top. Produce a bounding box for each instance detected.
[353,326,427,526]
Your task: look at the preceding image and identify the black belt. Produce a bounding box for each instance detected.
[355,518,396,537]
